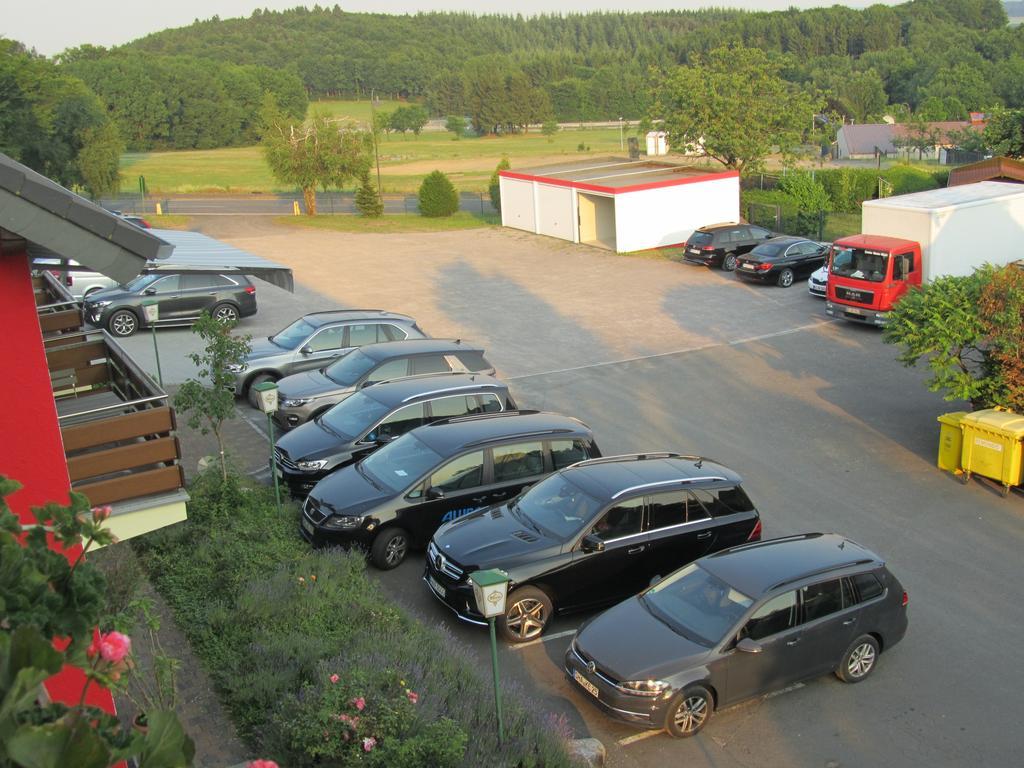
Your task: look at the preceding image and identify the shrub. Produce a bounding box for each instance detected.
[418,170,459,217]
[489,155,510,213]
[354,169,383,217]
[778,171,831,238]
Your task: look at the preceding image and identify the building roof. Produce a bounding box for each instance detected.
[839,122,977,155]
[0,152,172,283]
[892,121,975,146]
[143,229,294,292]
[501,157,738,194]
[948,156,1024,187]
[865,180,1024,212]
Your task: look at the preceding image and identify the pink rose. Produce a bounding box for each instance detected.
[352,696,365,711]
[406,690,419,705]
[248,761,279,768]
[330,673,339,684]
[98,631,132,663]
[362,737,377,752]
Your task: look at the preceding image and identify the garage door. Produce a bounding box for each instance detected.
[500,178,536,232]
[536,184,574,241]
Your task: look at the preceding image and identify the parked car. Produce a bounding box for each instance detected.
[83,268,257,337]
[425,453,761,643]
[808,263,828,298]
[565,533,908,738]
[683,223,776,272]
[35,258,121,300]
[230,310,425,408]
[735,236,829,287]
[112,211,152,229]
[299,411,600,569]
[273,339,494,428]
[274,372,517,497]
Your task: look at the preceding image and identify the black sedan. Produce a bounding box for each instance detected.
[424,453,761,643]
[565,533,908,738]
[734,236,828,287]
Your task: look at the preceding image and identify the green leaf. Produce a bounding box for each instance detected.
[7,721,112,768]
[137,710,196,768]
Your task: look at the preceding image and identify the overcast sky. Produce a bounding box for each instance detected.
[10,1,904,57]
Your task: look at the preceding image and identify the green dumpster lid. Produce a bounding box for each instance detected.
[937,411,968,425]
[961,409,1024,438]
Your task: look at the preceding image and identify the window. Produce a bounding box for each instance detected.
[551,439,588,470]
[742,592,797,640]
[691,487,754,517]
[726,228,745,243]
[454,351,491,372]
[181,274,231,290]
[648,491,690,530]
[850,572,884,602]
[429,451,484,493]
[591,498,644,541]
[364,359,409,385]
[149,275,179,293]
[430,395,477,419]
[347,324,379,348]
[477,394,502,413]
[892,251,914,281]
[308,326,346,352]
[412,355,451,375]
[801,579,844,622]
[749,226,771,239]
[379,324,406,341]
[492,441,545,483]
[374,403,427,440]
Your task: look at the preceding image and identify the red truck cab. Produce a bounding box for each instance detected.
[824,234,922,326]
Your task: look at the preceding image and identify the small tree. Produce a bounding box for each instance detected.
[778,171,831,238]
[354,169,383,217]
[488,155,511,213]
[445,114,466,139]
[418,170,459,217]
[406,104,429,136]
[173,312,252,480]
[541,119,559,142]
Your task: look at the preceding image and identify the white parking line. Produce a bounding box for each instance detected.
[617,730,662,746]
[507,629,577,650]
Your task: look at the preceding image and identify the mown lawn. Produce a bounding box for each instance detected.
[279,211,500,233]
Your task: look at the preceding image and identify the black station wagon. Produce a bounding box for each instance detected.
[425,453,762,642]
[300,411,600,569]
[683,223,776,272]
[566,533,908,738]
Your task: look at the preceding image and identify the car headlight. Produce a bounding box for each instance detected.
[615,679,671,697]
[296,459,328,472]
[281,397,310,408]
[91,300,111,308]
[323,515,364,530]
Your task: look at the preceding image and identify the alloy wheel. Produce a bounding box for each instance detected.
[673,694,709,734]
[847,641,876,678]
[383,533,407,567]
[110,311,137,337]
[504,598,548,641]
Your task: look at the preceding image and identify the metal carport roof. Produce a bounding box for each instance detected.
[141,229,294,292]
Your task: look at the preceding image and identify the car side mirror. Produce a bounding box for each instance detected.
[736,637,763,654]
[143,287,157,296]
[581,534,605,554]
[300,345,313,355]
[425,486,444,500]
[375,434,392,446]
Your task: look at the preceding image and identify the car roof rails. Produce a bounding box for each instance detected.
[767,559,877,593]
[568,452,692,469]
[609,476,728,500]
[428,409,540,428]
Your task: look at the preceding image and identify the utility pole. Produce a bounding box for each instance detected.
[370,88,383,199]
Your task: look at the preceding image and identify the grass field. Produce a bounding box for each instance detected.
[279,211,500,233]
[119,100,644,195]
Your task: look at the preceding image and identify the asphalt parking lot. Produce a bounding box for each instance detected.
[116,220,1023,767]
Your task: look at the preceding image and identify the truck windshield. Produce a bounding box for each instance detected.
[830,247,887,283]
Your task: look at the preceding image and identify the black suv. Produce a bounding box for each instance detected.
[229,310,425,408]
[84,269,258,337]
[683,223,775,272]
[426,453,761,642]
[566,533,908,738]
[299,411,600,569]
[274,372,517,497]
[274,339,494,428]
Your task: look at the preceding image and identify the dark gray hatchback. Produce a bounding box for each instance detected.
[566,533,908,737]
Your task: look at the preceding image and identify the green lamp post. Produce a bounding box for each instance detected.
[252,380,282,511]
[141,299,162,386]
[469,568,510,742]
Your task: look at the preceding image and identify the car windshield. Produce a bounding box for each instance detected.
[750,242,785,259]
[324,349,377,386]
[640,563,753,647]
[319,391,391,440]
[270,317,318,350]
[122,274,160,292]
[512,474,604,539]
[359,433,442,493]
[829,246,887,283]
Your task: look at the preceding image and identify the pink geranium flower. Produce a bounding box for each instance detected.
[406,689,419,705]
[352,696,365,711]
[330,673,339,684]
[248,761,279,768]
[362,736,377,752]
[87,629,131,663]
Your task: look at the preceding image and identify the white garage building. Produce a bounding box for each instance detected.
[499,158,740,252]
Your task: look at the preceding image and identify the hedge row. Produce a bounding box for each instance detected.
[813,166,949,213]
[134,471,573,768]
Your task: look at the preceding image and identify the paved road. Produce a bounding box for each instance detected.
[130,220,1023,767]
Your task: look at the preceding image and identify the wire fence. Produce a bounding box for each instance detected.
[745,202,859,243]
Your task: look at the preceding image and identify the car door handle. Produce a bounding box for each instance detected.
[627,545,646,554]
[696,531,712,540]
[786,637,801,646]
[470,496,489,503]
[842,618,857,626]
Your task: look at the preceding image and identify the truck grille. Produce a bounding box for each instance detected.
[835,286,875,304]
[427,541,464,581]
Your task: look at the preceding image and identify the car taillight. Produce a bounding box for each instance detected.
[901,591,908,607]
[244,286,256,295]
[138,218,152,228]
[701,245,715,251]
[747,519,762,541]
[757,262,772,271]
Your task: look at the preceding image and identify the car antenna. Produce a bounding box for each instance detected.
[695,458,703,469]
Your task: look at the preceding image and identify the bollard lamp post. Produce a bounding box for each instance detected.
[469,568,510,742]
[141,300,162,387]
[252,380,282,511]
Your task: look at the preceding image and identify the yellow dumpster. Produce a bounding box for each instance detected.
[960,408,1024,495]
[936,411,967,473]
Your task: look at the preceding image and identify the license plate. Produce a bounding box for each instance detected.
[742,263,756,270]
[427,575,445,597]
[846,307,862,315]
[301,517,314,536]
[688,248,700,255]
[573,669,599,698]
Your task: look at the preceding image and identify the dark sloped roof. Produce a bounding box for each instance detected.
[145,229,294,292]
[0,152,172,283]
[838,124,896,154]
[948,156,1024,187]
